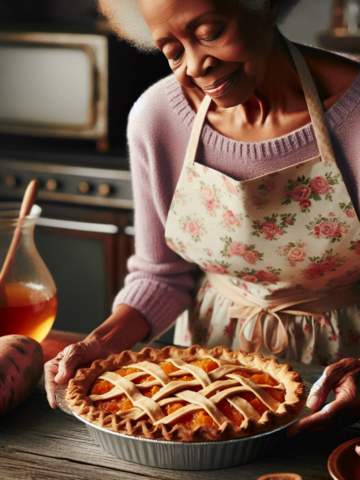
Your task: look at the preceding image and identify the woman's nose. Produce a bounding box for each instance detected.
[186,49,217,78]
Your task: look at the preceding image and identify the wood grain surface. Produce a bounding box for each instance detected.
[0,333,359,480]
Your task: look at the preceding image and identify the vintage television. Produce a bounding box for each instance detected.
[0,30,171,148]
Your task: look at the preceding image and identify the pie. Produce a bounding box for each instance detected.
[66,345,304,442]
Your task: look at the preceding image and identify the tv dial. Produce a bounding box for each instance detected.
[98,183,111,197]
[5,175,18,188]
[46,179,58,191]
[78,181,91,194]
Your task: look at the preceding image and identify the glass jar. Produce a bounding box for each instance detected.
[0,203,57,342]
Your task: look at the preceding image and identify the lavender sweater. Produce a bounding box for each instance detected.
[113,73,360,341]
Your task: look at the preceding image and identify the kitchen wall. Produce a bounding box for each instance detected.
[279,0,333,45]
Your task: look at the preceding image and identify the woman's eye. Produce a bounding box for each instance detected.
[201,28,224,42]
[169,50,184,63]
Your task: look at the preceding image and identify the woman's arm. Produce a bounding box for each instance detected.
[44,304,149,408]
[113,84,199,341]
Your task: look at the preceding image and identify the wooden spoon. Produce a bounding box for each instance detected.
[0,180,39,293]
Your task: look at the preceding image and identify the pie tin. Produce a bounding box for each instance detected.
[55,381,312,471]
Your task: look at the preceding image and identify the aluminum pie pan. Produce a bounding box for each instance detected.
[55,381,312,471]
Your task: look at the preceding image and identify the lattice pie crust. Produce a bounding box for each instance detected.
[66,346,304,442]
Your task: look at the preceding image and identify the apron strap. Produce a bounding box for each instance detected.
[285,39,336,164]
[184,94,212,167]
[183,38,336,167]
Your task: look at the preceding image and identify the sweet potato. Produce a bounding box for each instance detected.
[0,335,44,415]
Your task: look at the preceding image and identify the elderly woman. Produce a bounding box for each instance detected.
[45,0,360,437]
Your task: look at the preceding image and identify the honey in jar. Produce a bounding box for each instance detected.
[0,283,57,342]
[0,203,57,342]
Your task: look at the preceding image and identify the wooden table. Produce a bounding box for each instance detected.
[0,330,359,480]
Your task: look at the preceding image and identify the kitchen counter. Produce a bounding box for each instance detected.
[0,330,359,480]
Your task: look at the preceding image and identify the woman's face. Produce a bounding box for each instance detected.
[139,0,278,108]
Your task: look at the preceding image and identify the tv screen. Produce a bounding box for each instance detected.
[0,44,93,127]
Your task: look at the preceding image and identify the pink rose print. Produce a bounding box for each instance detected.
[288,247,306,263]
[187,175,193,183]
[227,241,248,257]
[329,212,335,217]
[223,210,241,228]
[261,222,280,240]
[174,190,180,199]
[313,226,321,239]
[183,220,201,236]
[310,176,329,195]
[346,329,360,347]
[265,181,276,192]
[253,198,267,208]
[305,262,322,279]
[236,267,281,284]
[300,200,311,209]
[223,318,237,338]
[356,241,360,255]
[242,275,258,283]
[346,209,356,218]
[202,262,229,274]
[256,270,278,283]
[202,184,214,201]
[205,199,217,215]
[338,225,349,234]
[291,184,311,202]
[243,250,259,264]
[222,175,239,197]
[319,221,339,238]
[320,260,335,272]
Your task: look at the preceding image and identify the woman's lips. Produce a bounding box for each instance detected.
[202,70,239,98]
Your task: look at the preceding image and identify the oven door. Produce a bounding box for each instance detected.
[34,204,134,334]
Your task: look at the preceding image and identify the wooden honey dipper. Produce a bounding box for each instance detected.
[0,180,39,294]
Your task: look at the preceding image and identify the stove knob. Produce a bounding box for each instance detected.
[46,179,58,191]
[98,183,111,197]
[78,181,90,194]
[5,175,18,188]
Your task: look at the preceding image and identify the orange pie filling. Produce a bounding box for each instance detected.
[89,358,285,429]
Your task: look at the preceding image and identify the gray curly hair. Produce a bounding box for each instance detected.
[98,0,302,52]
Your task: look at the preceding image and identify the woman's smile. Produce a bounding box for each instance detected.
[201,69,240,97]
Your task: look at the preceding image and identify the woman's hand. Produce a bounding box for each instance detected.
[44,304,150,408]
[287,358,360,437]
[44,335,111,408]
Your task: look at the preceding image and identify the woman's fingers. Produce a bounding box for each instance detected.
[55,341,98,383]
[306,371,331,411]
[288,399,352,436]
[44,338,103,408]
[44,354,63,409]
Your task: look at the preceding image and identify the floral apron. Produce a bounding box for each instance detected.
[165,40,360,365]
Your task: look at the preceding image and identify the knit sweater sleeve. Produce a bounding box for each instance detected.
[112,79,199,341]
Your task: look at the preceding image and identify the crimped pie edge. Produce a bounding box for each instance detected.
[66,345,304,442]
